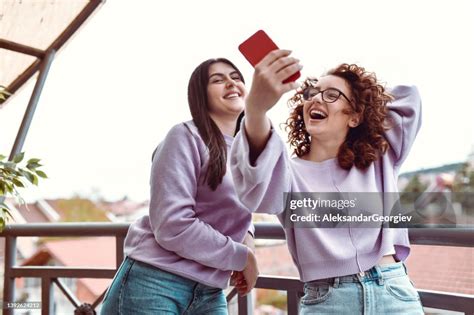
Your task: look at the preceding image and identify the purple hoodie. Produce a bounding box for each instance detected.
[230,85,422,281]
[124,121,253,289]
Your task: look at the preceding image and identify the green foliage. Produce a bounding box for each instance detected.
[400,174,429,206]
[403,174,429,193]
[453,162,474,215]
[453,162,474,191]
[0,152,47,231]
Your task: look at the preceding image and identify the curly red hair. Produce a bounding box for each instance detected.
[284,63,394,170]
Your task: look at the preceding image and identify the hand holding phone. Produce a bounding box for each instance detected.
[238,30,301,83]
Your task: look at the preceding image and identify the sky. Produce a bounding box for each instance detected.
[1,0,473,202]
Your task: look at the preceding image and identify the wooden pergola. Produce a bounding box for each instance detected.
[0,0,104,159]
[0,1,104,314]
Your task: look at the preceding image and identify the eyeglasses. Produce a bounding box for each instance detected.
[302,87,352,104]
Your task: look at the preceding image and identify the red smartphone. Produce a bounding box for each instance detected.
[238,30,300,84]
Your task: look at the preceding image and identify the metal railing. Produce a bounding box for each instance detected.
[1,223,129,315]
[1,223,473,314]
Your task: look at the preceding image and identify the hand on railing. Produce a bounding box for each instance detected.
[230,230,258,295]
[230,270,247,295]
[231,249,259,296]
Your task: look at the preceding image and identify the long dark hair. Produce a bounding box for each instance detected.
[187,58,245,190]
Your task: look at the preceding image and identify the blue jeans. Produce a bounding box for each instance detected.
[100,257,227,315]
[300,262,424,314]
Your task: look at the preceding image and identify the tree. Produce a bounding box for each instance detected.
[400,174,428,207]
[403,174,429,193]
[0,153,47,231]
[1,86,47,231]
[453,162,474,216]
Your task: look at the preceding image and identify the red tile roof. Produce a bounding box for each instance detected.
[256,243,299,277]
[21,237,116,298]
[405,245,474,295]
[16,202,50,223]
[44,199,110,222]
[99,199,149,216]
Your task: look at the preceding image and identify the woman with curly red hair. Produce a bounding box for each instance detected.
[286,65,393,169]
[230,50,424,314]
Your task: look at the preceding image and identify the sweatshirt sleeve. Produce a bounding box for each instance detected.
[384,85,422,168]
[230,119,291,215]
[149,124,249,272]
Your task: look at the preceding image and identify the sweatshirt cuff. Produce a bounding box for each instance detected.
[232,118,286,185]
[231,243,249,272]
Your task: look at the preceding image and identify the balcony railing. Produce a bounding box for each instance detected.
[1,223,473,315]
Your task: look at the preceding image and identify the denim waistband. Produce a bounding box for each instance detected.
[125,257,222,293]
[306,262,408,287]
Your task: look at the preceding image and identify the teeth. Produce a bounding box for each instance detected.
[310,109,327,118]
[224,93,239,99]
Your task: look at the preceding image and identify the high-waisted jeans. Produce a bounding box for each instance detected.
[100,257,227,315]
[300,262,424,314]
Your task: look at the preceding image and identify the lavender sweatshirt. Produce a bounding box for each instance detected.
[230,86,422,282]
[124,121,252,289]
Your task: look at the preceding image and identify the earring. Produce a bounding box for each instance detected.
[295,115,310,155]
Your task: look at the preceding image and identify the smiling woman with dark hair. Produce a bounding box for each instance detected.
[100,58,258,315]
[231,50,424,314]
